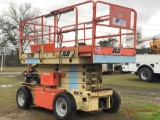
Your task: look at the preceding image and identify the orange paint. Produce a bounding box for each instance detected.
[30,43,55,53]
[59,73,65,77]
[94,47,135,56]
[30,44,41,53]
[34,88,64,110]
[41,72,59,86]
[43,43,55,52]
[110,6,131,29]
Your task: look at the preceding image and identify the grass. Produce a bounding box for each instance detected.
[103,73,160,90]
[0,73,160,120]
[120,94,160,120]
[0,77,21,116]
[0,67,26,72]
[103,73,160,120]
[0,77,23,84]
[136,103,160,120]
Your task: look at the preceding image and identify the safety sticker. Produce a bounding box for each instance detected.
[113,18,126,27]
[96,47,101,51]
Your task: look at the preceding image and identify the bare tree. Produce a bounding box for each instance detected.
[0,2,41,65]
[0,2,40,53]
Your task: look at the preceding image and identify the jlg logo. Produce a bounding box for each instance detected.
[111,48,121,54]
[62,51,70,56]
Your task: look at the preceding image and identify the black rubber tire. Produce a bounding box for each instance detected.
[102,90,121,113]
[16,86,32,109]
[155,74,160,81]
[53,92,76,120]
[138,67,155,82]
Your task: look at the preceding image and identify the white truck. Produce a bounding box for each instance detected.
[122,54,160,82]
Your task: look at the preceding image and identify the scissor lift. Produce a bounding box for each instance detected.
[16,1,137,120]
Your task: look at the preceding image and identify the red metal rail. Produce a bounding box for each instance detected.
[19,0,137,56]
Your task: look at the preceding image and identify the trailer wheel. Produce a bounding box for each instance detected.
[53,92,76,120]
[102,90,121,113]
[138,67,154,82]
[16,86,32,109]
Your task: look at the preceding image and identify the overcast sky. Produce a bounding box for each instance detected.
[0,0,160,38]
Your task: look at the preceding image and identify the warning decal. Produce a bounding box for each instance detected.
[112,18,126,27]
[109,5,131,29]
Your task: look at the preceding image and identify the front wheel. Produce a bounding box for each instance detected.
[102,90,121,113]
[53,92,76,120]
[138,67,154,82]
[16,86,32,109]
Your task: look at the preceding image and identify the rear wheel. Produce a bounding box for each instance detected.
[53,92,76,120]
[138,67,154,82]
[16,86,32,109]
[102,90,121,113]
